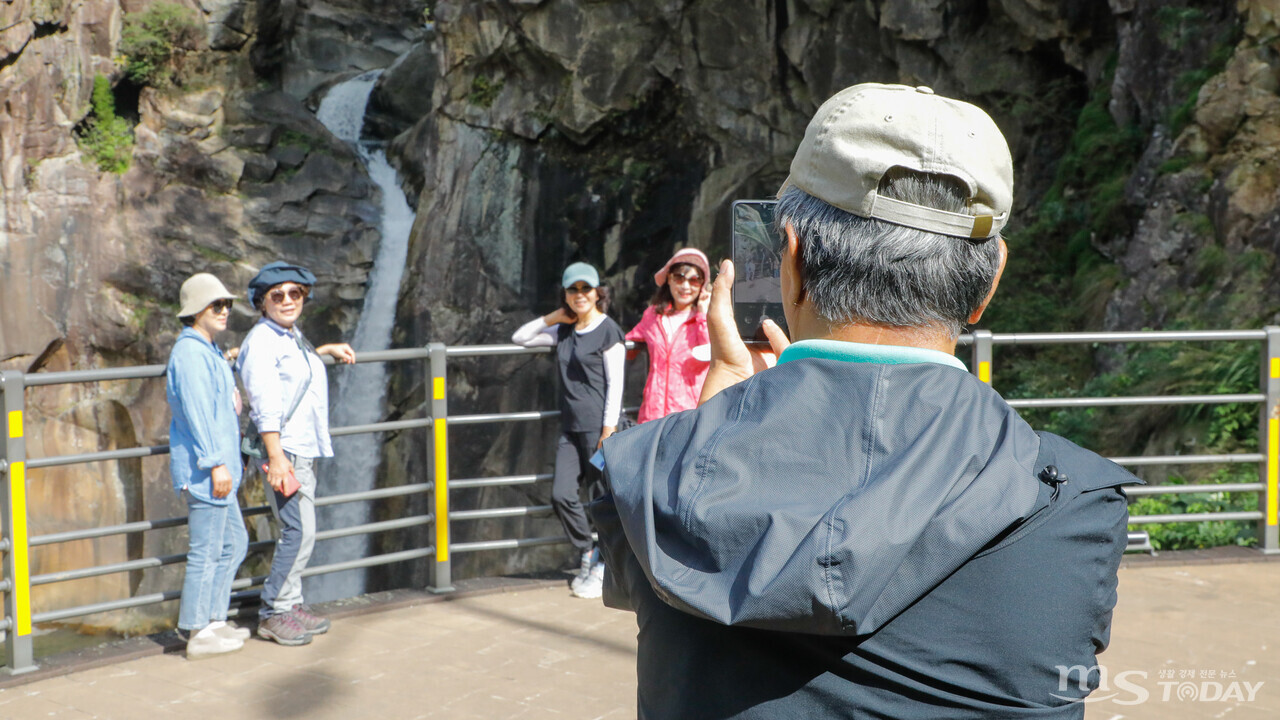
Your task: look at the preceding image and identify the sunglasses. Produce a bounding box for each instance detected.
[208,299,234,313]
[268,287,308,304]
[669,273,704,287]
[565,284,596,295]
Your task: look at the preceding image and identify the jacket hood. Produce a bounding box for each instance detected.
[599,358,1043,636]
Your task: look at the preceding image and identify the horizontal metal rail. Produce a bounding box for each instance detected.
[29,507,272,547]
[1126,483,1264,497]
[451,473,551,489]
[26,445,170,470]
[314,515,433,542]
[452,535,571,554]
[299,546,435,577]
[449,410,560,425]
[1007,394,1263,409]
[30,546,441,624]
[330,417,433,437]
[314,483,432,507]
[1110,453,1264,466]
[1128,511,1264,525]
[30,541,275,586]
[987,330,1267,345]
[452,505,553,521]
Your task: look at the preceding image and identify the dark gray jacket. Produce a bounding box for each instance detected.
[591,358,1139,719]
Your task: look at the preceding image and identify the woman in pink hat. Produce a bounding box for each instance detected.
[626,248,712,423]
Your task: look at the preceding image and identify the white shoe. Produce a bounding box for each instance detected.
[209,621,251,641]
[569,549,594,592]
[573,562,605,600]
[186,628,244,660]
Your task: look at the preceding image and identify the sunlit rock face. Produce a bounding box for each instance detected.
[3,0,1279,619]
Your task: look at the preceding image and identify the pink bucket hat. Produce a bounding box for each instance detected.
[653,248,711,287]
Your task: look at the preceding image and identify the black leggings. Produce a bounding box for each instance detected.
[551,430,602,553]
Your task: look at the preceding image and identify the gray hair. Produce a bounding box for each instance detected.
[774,174,1003,338]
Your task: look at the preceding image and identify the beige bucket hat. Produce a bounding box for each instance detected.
[177,273,237,318]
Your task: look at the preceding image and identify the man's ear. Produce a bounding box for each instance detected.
[967,237,1007,325]
[781,221,806,308]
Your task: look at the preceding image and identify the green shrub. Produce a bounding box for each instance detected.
[468,75,503,108]
[1130,467,1258,550]
[78,75,133,173]
[119,2,204,87]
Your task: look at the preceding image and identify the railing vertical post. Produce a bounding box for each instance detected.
[1,371,37,674]
[427,343,455,592]
[971,329,994,385]
[1259,327,1280,554]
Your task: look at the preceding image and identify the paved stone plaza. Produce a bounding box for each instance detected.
[0,556,1276,719]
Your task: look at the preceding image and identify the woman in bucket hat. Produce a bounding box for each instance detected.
[625,248,712,423]
[511,261,625,600]
[166,273,250,659]
[236,261,355,646]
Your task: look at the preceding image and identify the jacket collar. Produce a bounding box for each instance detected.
[777,339,967,371]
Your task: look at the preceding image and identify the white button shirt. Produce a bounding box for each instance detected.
[238,318,333,458]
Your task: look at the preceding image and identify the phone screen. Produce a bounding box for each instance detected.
[731,199,787,338]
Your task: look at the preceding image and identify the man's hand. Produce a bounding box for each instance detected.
[318,343,356,364]
[698,259,790,404]
[211,465,233,499]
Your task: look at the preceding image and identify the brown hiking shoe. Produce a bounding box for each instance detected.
[257,612,313,646]
[291,604,330,635]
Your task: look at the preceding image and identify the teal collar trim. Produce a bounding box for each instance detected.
[777,339,967,371]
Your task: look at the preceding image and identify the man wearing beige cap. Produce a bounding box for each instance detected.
[591,84,1140,717]
[166,273,250,659]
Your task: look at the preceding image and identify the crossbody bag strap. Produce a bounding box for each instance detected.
[280,331,315,427]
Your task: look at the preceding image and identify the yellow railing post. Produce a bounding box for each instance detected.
[1,370,37,674]
[1259,327,1279,554]
[971,329,993,385]
[427,343,455,592]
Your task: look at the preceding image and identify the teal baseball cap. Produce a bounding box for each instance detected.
[561,262,600,288]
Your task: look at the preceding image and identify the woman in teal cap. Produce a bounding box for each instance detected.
[238,261,355,646]
[511,262,624,600]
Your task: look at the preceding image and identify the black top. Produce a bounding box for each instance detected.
[555,317,624,432]
[590,360,1141,719]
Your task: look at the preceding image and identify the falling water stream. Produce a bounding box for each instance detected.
[306,70,416,602]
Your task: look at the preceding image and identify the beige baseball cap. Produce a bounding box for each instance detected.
[177,273,237,318]
[786,83,1013,239]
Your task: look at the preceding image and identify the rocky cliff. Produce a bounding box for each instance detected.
[2,0,1278,629]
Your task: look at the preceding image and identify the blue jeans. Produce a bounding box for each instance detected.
[178,491,248,631]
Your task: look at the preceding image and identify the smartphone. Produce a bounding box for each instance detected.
[730,199,788,339]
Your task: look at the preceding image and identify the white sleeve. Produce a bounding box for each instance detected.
[238,330,283,433]
[602,342,625,428]
[512,317,557,347]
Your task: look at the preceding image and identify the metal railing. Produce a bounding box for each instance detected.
[3,328,1279,674]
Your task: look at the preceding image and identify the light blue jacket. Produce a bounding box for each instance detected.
[166,328,243,504]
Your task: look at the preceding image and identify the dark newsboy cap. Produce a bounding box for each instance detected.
[247,261,317,306]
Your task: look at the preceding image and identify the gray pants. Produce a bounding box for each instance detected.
[261,454,317,618]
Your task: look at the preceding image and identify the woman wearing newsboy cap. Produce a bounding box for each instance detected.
[166,273,250,659]
[237,262,355,646]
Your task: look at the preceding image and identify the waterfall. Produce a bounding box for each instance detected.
[306,70,416,602]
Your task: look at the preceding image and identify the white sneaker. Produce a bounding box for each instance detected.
[186,627,244,660]
[573,562,605,599]
[569,549,594,592]
[209,621,251,641]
